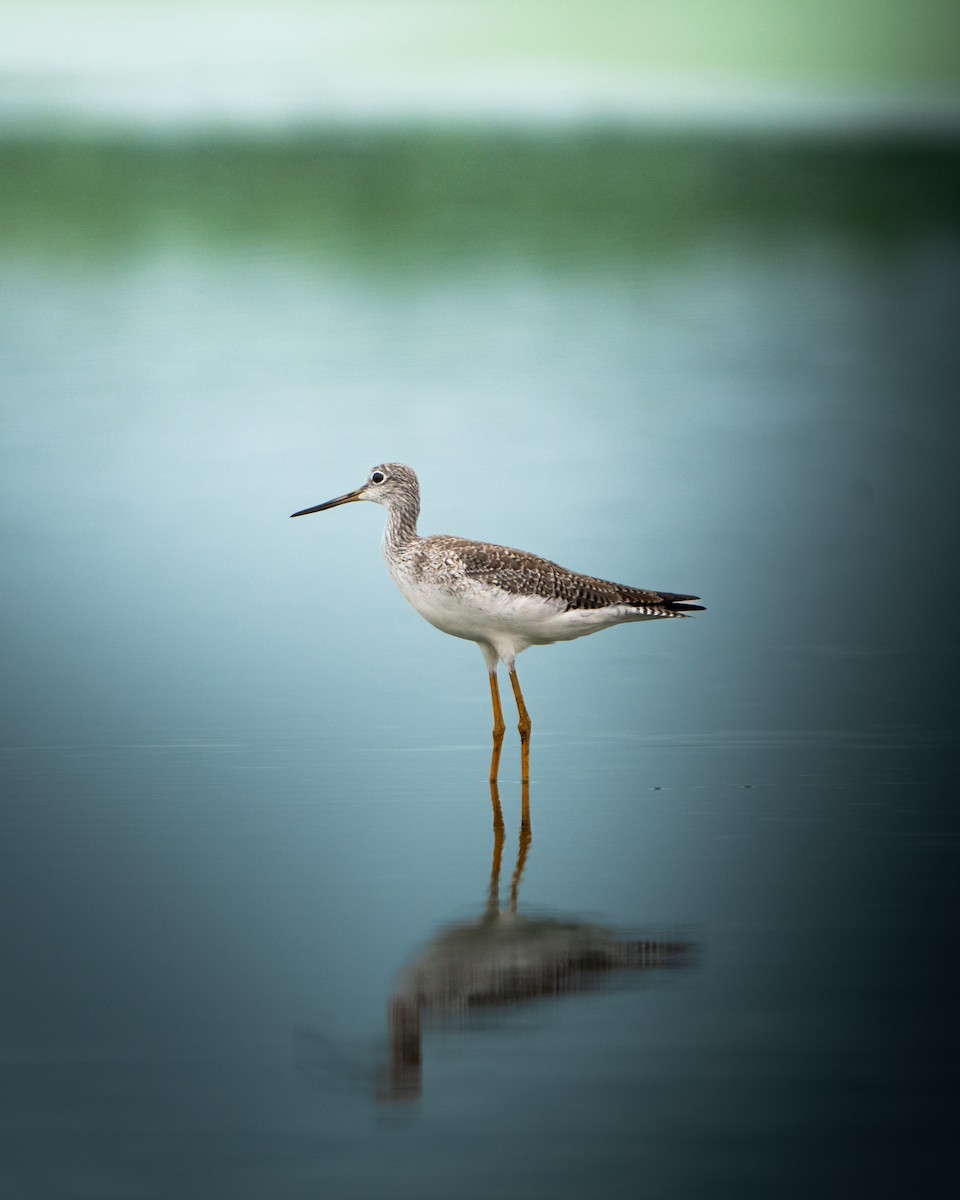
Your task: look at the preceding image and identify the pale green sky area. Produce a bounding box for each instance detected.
[2,0,959,128]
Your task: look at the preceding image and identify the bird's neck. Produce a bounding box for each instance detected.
[382,498,420,555]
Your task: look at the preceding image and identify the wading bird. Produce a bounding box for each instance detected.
[291,463,703,782]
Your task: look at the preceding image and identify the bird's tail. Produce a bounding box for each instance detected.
[654,591,705,614]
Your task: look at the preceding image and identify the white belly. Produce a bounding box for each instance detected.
[392,574,650,660]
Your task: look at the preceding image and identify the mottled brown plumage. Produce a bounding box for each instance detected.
[411,535,704,615]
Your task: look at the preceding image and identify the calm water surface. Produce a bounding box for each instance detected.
[1,130,958,1198]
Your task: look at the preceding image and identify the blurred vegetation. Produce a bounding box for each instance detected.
[1,127,958,270]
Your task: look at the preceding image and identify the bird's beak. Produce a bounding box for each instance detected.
[290,488,364,518]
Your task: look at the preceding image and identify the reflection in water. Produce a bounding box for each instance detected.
[381,782,695,1102]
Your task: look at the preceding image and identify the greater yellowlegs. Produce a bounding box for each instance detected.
[291,463,704,782]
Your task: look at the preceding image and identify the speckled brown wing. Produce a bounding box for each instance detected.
[423,537,704,616]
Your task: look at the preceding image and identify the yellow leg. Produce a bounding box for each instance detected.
[488,671,506,782]
[509,667,531,784]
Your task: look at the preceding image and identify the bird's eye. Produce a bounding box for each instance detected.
[370,471,386,484]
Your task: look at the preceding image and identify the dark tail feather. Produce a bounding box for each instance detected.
[660,591,706,613]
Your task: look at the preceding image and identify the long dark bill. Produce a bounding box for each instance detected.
[290,489,363,518]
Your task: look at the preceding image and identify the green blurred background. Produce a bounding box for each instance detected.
[2,0,958,266]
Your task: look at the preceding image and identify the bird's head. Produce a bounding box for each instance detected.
[290,463,419,518]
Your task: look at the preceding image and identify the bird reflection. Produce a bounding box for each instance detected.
[381,782,694,1103]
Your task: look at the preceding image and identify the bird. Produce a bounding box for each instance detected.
[291,463,703,782]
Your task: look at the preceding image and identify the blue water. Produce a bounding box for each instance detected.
[1,131,958,1198]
